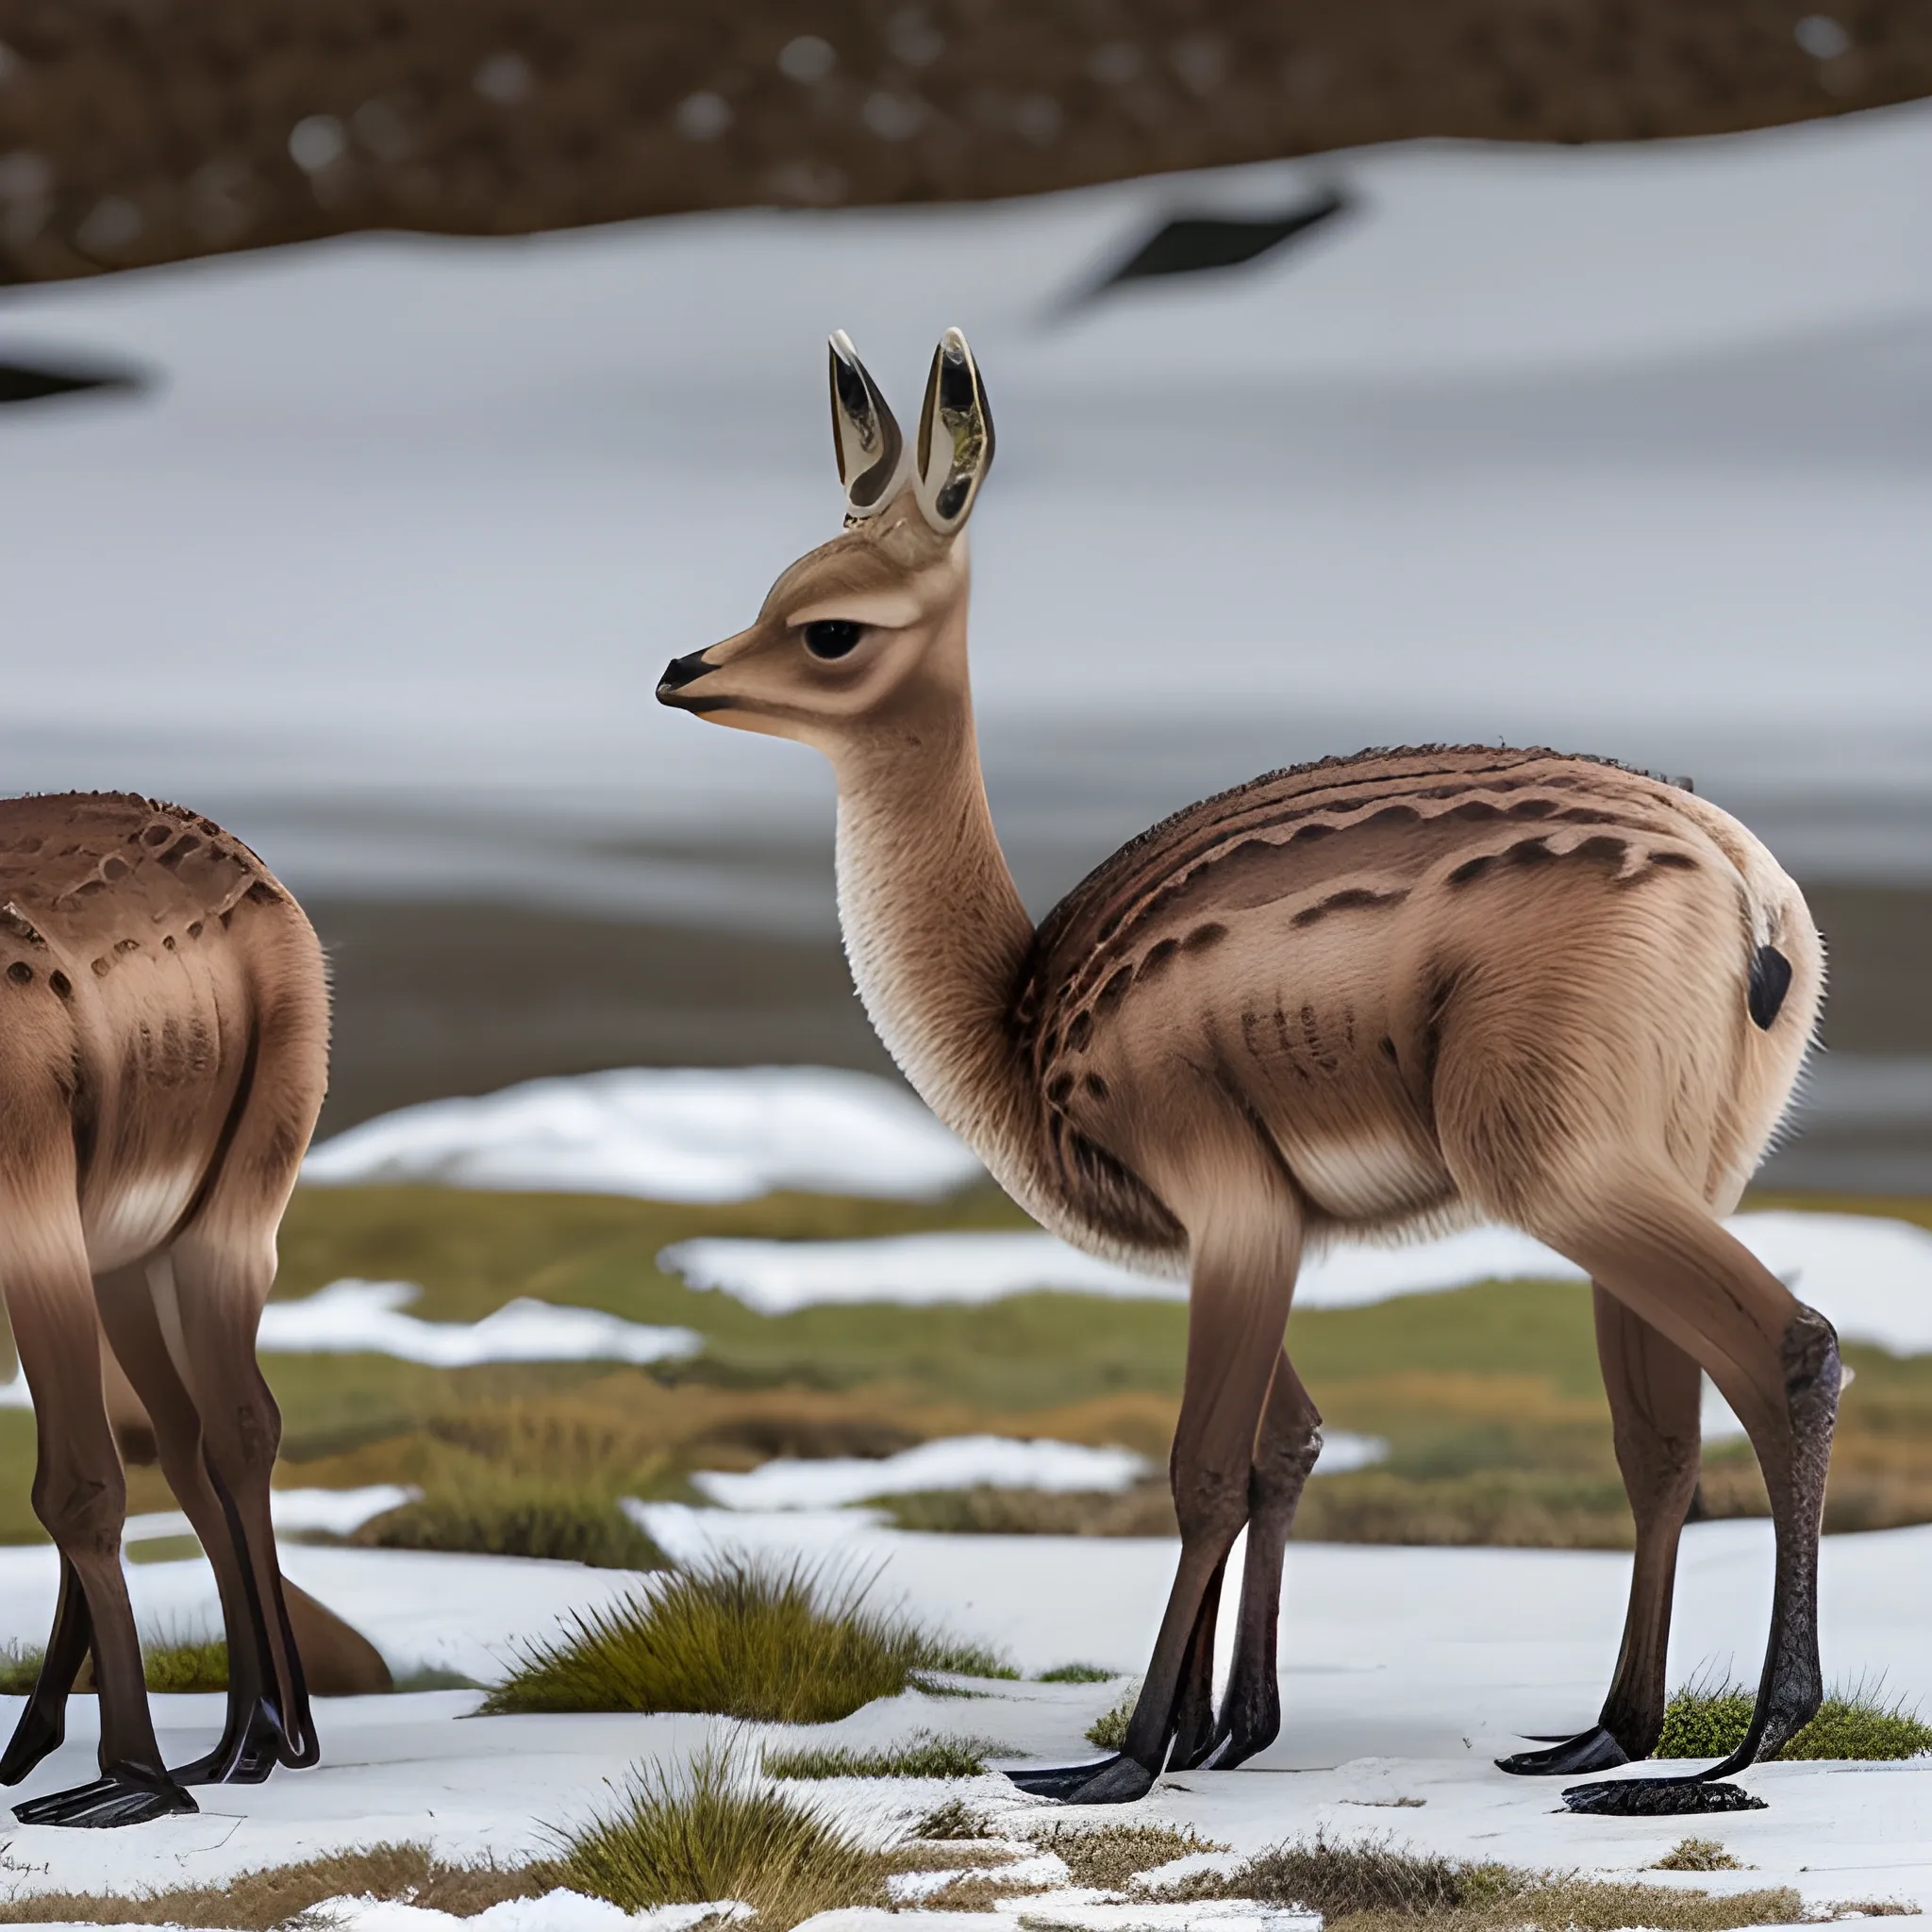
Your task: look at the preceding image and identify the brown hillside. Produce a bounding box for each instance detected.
[0,1,1924,283]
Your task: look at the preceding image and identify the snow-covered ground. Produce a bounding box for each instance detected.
[662,1208,1932,1349]
[302,1068,984,1203]
[2,1519,1930,1923]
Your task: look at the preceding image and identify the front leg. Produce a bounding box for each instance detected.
[1010,1125,1302,1805]
[1499,1286,1701,1776]
[1176,1350,1322,1772]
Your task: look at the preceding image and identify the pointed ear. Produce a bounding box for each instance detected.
[828,330,908,523]
[913,327,995,536]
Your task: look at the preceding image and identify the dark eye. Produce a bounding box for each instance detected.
[801,620,863,660]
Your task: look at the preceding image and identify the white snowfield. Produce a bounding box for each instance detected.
[690,1431,1389,1512]
[302,1067,986,1203]
[0,104,1927,888]
[0,1520,1930,1920]
[122,1485,420,1550]
[661,1209,1932,1353]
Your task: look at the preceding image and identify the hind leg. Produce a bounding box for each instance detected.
[93,1263,287,1784]
[1499,1288,1703,1775]
[0,1188,194,1825]
[1538,1183,1836,1813]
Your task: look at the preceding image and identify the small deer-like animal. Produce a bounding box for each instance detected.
[0,795,328,1825]
[658,330,1835,1816]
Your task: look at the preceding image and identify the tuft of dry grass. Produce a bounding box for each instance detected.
[1163,1832,1812,1932]
[0,1843,539,1926]
[909,1796,996,1840]
[1036,1661,1117,1683]
[542,1743,890,1932]
[1656,1840,1744,1872]
[763,1733,999,1779]
[482,1554,1009,1722]
[1041,1822,1226,1891]
[1,1634,231,1697]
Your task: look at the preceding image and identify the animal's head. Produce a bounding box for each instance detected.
[656,328,994,759]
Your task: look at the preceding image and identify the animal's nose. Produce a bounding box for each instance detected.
[657,650,714,699]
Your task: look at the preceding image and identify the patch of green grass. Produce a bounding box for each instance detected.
[353,1490,667,1569]
[142,1638,229,1695]
[0,1635,233,1697]
[1655,1840,1743,1872]
[1086,1683,1139,1750]
[542,1743,890,1931]
[763,1733,998,1779]
[0,1842,538,1925]
[481,1555,1010,1722]
[1657,1676,1932,1762]
[1166,1832,1808,1931]
[1037,1662,1117,1683]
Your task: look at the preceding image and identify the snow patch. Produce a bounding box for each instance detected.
[663,1210,1932,1356]
[692,1438,1155,1510]
[123,1485,420,1548]
[303,1068,983,1203]
[257,1278,701,1369]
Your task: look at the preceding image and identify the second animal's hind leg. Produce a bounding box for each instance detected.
[93,1263,287,1785]
[161,1245,316,1771]
[1499,1289,1702,1776]
[0,1190,195,1825]
[1538,1186,1838,1814]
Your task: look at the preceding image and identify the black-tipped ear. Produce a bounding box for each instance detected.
[828,330,908,523]
[913,327,994,536]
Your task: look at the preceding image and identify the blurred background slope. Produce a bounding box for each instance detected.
[0,0,1927,280]
[0,2,1926,1190]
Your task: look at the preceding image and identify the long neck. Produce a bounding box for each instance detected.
[830,698,1041,1201]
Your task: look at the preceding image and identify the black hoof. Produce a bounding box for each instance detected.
[13,1764,199,1828]
[1562,1776,1766,1816]
[0,1704,66,1787]
[1496,1726,1631,1777]
[171,1699,286,1787]
[1007,1753,1157,1804]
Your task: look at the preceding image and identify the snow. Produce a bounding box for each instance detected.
[691,1437,1154,1510]
[2,1520,1932,1920]
[691,1432,1387,1511]
[662,1209,1932,1356]
[256,1278,700,1369]
[302,1068,984,1203]
[123,1486,420,1549]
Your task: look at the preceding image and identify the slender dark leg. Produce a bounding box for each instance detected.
[1009,1133,1302,1805]
[0,1190,194,1826]
[161,1244,317,1771]
[1499,1289,1702,1776]
[1166,1554,1227,1770]
[93,1263,286,1785]
[1537,1187,1838,1817]
[1176,1351,1322,1771]
[0,1556,92,1784]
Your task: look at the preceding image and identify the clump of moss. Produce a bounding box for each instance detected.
[1656,1674,1932,1762]
[356,1491,667,1570]
[482,1555,1009,1723]
[909,1797,995,1840]
[1037,1662,1116,1683]
[1086,1682,1140,1750]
